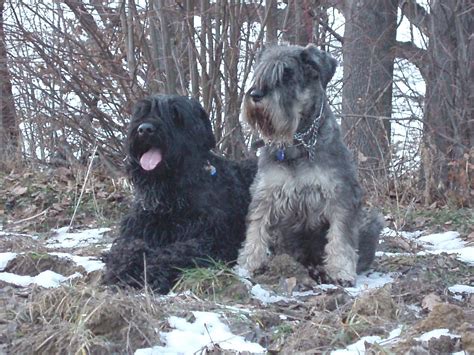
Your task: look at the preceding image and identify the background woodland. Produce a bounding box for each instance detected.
[0,0,472,206]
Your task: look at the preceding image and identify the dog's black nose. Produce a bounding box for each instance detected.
[249,88,264,102]
[137,122,156,136]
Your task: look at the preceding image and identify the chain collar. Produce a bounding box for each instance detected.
[267,97,325,162]
[293,97,325,160]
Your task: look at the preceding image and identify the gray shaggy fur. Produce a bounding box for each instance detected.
[237,44,384,285]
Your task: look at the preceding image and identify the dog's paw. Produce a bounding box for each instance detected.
[308,265,355,287]
[237,247,270,275]
[237,260,264,276]
[332,278,355,287]
[323,261,356,287]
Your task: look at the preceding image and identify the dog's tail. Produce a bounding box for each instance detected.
[356,209,385,273]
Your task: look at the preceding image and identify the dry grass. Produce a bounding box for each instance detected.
[11,284,164,354]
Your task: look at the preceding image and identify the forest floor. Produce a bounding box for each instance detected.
[0,166,473,354]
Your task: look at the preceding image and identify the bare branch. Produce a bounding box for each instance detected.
[399,0,430,36]
[393,40,429,79]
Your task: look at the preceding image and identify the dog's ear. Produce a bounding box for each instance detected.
[189,98,216,150]
[255,44,267,64]
[131,98,152,121]
[300,44,337,88]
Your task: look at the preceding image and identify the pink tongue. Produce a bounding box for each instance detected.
[140,148,162,171]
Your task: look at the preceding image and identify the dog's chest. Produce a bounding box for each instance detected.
[255,163,337,216]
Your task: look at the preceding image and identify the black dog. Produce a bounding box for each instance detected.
[103,95,256,293]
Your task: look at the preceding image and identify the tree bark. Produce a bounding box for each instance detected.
[265,0,278,43]
[421,0,473,205]
[341,0,398,187]
[155,0,177,94]
[0,0,19,168]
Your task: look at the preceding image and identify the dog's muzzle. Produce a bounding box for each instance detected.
[134,122,163,171]
[137,122,156,137]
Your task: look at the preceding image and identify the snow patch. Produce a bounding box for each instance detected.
[379,229,474,265]
[381,227,422,239]
[0,251,103,288]
[134,311,265,355]
[0,231,39,240]
[345,272,396,297]
[0,270,79,288]
[251,284,289,304]
[448,284,474,297]
[0,252,17,271]
[331,327,402,354]
[46,227,110,249]
[418,231,465,250]
[50,252,104,272]
[415,328,460,341]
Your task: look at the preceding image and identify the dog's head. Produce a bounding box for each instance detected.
[127,95,215,175]
[243,44,337,143]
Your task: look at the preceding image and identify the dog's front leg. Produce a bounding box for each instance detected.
[144,237,214,293]
[323,205,359,286]
[237,191,274,274]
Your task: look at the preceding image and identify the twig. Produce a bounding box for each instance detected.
[11,208,49,225]
[68,145,98,231]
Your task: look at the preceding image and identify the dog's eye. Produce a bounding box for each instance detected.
[172,107,185,128]
[282,68,294,82]
[305,62,320,79]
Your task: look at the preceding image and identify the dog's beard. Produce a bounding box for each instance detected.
[244,94,299,144]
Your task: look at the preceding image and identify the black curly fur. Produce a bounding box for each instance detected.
[103,95,256,293]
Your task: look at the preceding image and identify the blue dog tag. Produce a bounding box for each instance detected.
[210,165,217,176]
[276,149,285,161]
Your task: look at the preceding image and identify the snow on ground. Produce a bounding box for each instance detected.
[0,231,39,240]
[449,284,474,301]
[134,311,265,355]
[448,284,474,295]
[46,226,111,249]
[0,270,81,288]
[0,252,17,270]
[344,272,396,297]
[3,227,466,296]
[414,328,460,341]
[247,271,396,304]
[50,252,105,272]
[331,327,402,354]
[379,228,474,265]
[0,227,107,288]
[381,228,423,239]
[251,284,291,304]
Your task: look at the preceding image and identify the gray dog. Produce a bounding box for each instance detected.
[237,44,384,286]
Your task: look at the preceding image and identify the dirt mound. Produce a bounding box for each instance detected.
[5,253,82,276]
[416,303,465,332]
[11,285,164,354]
[254,253,317,292]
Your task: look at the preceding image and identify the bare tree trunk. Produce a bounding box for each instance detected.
[222,0,246,159]
[295,0,312,45]
[155,0,177,94]
[0,0,19,168]
[200,0,211,112]
[341,0,398,190]
[121,1,136,78]
[186,0,200,97]
[421,0,473,205]
[265,0,278,43]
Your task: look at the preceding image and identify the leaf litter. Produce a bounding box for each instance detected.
[0,169,473,354]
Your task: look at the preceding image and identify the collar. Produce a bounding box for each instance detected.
[204,160,217,176]
[293,98,325,160]
[269,98,325,162]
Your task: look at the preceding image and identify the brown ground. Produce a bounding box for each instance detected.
[0,167,472,354]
